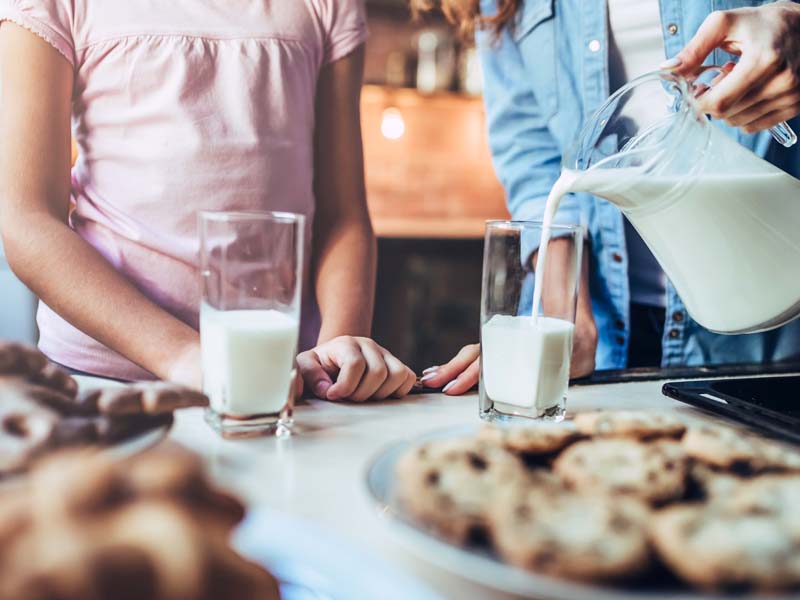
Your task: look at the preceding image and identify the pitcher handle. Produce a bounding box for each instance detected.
[769,121,798,148]
[688,65,798,148]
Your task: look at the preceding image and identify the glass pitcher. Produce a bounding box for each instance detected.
[562,70,800,335]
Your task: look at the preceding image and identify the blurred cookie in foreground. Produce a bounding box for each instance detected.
[574,411,686,439]
[477,421,579,455]
[683,423,800,473]
[0,341,208,476]
[0,447,279,600]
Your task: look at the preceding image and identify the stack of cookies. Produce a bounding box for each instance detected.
[394,411,800,592]
[0,447,280,600]
[0,342,208,475]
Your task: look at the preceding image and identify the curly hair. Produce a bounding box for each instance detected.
[409,0,522,40]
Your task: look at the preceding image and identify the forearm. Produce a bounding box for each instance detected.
[313,216,377,343]
[3,213,198,379]
[534,238,592,319]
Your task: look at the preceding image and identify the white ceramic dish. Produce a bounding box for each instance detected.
[364,426,797,600]
[234,508,443,600]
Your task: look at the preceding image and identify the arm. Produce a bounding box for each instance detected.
[0,23,200,386]
[296,45,415,401]
[311,45,376,343]
[667,2,800,132]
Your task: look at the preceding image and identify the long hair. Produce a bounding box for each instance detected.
[409,0,522,40]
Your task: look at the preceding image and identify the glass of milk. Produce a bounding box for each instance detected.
[199,211,304,438]
[479,221,583,423]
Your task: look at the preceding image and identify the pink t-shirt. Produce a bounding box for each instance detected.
[0,0,367,380]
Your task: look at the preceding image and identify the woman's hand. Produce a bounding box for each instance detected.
[297,337,416,402]
[667,3,800,132]
[420,343,480,396]
[420,304,596,396]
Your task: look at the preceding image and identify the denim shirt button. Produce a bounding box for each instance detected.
[615,335,625,345]
[588,39,601,53]
[667,23,679,35]
[668,328,680,339]
[672,311,685,323]
[611,252,623,263]
[615,319,625,329]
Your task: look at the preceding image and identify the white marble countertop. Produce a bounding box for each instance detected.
[160,381,713,600]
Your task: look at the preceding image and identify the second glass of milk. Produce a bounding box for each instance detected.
[199,211,304,438]
[479,221,583,422]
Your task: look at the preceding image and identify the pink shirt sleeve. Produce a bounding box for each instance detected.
[322,0,368,64]
[0,0,74,67]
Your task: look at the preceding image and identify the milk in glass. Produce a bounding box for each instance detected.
[482,315,574,411]
[201,304,298,417]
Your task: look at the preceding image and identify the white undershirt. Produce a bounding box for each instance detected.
[607,0,668,308]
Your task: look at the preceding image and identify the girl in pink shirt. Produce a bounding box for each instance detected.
[0,0,417,401]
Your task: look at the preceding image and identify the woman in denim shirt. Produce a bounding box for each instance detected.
[418,1,800,394]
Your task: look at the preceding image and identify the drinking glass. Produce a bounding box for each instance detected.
[479,221,583,422]
[199,211,304,438]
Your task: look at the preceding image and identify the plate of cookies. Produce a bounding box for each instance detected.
[366,411,800,599]
[0,342,208,478]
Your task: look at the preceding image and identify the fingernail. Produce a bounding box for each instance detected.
[313,380,331,398]
[660,57,682,70]
[442,380,457,393]
[422,366,439,375]
[420,372,439,383]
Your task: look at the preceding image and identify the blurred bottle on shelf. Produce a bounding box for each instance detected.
[458,47,483,96]
[416,30,456,94]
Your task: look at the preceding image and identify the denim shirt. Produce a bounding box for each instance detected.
[477,0,800,370]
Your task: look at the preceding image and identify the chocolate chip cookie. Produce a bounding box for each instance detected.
[394,438,528,544]
[477,421,579,455]
[683,424,800,473]
[554,438,688,503]
[650,501,800,590]
[490,481,651,580]
[574,411,687,439]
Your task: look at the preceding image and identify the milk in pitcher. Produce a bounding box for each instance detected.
[534,125,800,334]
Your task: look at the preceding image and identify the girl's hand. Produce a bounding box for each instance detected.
[297,337,416,402]
[667,3,800,132]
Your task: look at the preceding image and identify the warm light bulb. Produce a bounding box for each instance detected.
[380,107,405,140]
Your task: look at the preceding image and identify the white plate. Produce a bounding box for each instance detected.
[234,508,443,600]
[364,426,797,600]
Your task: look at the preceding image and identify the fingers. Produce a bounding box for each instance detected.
[296,350,334,399]
[725,89,800,129]
[722,71,800,123]
[695,55,776,118]
[373,350,416,400]
[420,343,480,390]
[669,11,736,74]
[441,357,480,396]
[345,340,388,402]
[738,102,800,134]
[305,337,417,402]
